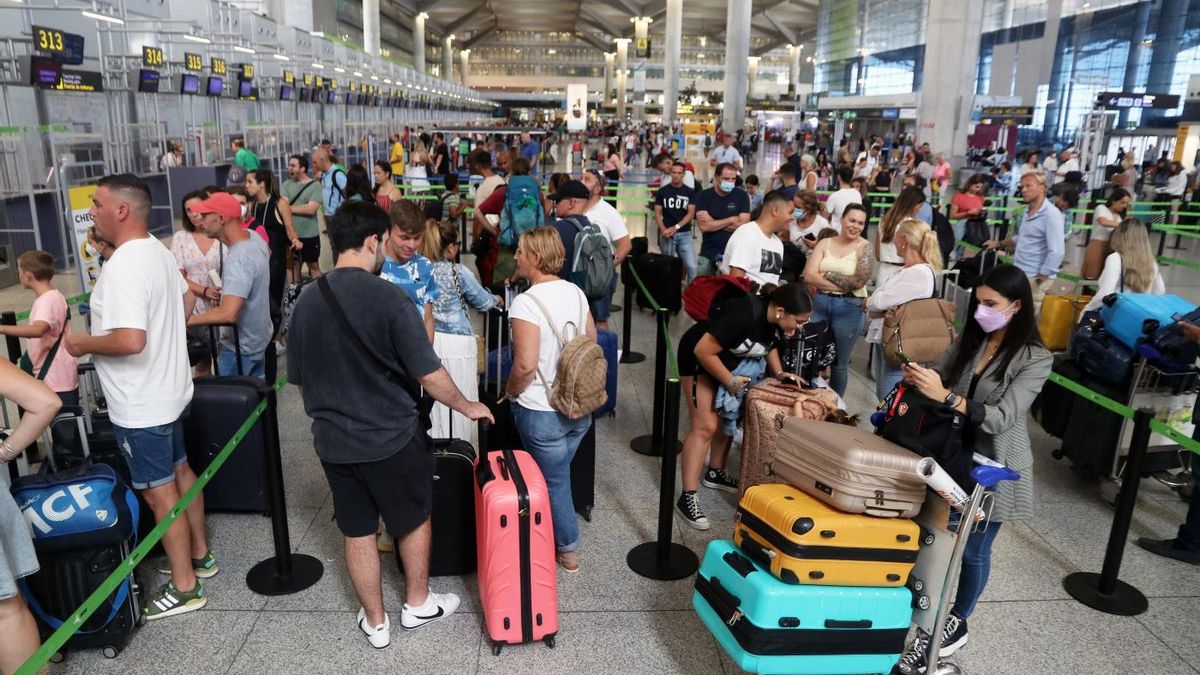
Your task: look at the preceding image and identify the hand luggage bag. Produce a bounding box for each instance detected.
[593,328,619,417]
[1032,357,1083,439]
[773,419,925,518]
[474,424,558,655]
[183,376,273,513]
[692,540,910,675]
[398,436,477,576]
[733,484,919,587]
[1099,293,1197,353]
[1070,320,1135,389]
[738,379,840,496]
[1038,294,1092,351]
[631,251,683,313]
[571,423,596,521]
[12,453,144,660]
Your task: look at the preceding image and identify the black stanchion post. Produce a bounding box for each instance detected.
[1170,232,1183,250]
[627,376,699,580]
[246,388,324,595]
[631,309,680,456]
[619,258,645,364]
[1062,407,1152,615]
[1157,229,1168,258]
[2,311,20,364]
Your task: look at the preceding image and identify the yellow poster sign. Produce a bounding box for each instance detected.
[68,184,100,290]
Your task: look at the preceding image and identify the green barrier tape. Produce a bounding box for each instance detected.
[1149,419,1200,455]
[16,375,289,675]
[14,292,90,322]
[1152,225,1200,239]
[1157,255,1200,271]
[1045,371,1134,418]
[624,260,680,380]
[955,240,1089,284]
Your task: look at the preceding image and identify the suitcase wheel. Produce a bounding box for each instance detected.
[50,652,66,664]
[544,635,556,649]
[103,646,120,659]
[915,594,931,611]
[908,575,925,593]
[491,640,504,656]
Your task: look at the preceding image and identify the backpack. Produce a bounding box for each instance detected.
[526,292,608,419]
[563,216,615,300]
[881,266,958,365]
[498,175,543,247]
[683,274,754,322]
[424,192,447,220]
[876,382,973,491]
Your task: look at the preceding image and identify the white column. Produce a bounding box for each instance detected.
[460,49,471,84]
[414,12,427,74]
[916,0,985,166]
[443,35,454,82]
[632,17,651,122]
[603,52,614,108]
[615,38,629,122]
[362,0,380,55]
[662,0,682,129]
[747,56,760,101]
[788,44,801,102]
[722,0,751,131]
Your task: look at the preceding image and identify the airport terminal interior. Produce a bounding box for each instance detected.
[3,0,1200,674]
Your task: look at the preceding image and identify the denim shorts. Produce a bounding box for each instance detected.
[115,418,187,490]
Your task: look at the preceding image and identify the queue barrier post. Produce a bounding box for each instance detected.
[631,308,680,457]
[246,387,325,595]
[2,310,19,364]
[618,258,646,364]
[1062,408,1152,616]
[627,375,698,580]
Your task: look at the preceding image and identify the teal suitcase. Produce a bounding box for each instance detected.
[692,540,911,675]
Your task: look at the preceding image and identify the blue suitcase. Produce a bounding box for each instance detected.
[594,328,619,416]
[693,540,910,675]
[1099,293,1196,352]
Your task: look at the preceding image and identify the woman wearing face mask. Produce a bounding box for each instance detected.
[803,203,874,396]
[893,264,1050,674]
[789,190,832,250]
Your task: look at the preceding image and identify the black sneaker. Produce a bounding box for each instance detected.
[675,491,710,530]
[1137,537,1200,565]
[940,612,968,656]
[892,613,967,675]
[893,630,929,675]
[701,467,738,494]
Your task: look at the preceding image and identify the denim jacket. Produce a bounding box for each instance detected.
[431,261,497,336]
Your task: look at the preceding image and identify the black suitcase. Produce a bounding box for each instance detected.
[182,376,272,513]
[22,542,143,660]
[632,252,683,313]
[1034,357,1083,439]
[397,437,477,576]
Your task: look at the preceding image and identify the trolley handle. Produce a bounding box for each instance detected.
[970,464,1020,490]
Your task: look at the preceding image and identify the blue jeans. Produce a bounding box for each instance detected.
[589,275,617,323]
[512,403,591,552]
[217,346,266,379]
[811,293,864,396]
[872,343,904,404]
[660,229,698,284]
[115,418,187,490]
[950,518,1002,619]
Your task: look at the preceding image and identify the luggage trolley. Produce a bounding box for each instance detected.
[911,459,1021,675]
[1100,358,1198,504]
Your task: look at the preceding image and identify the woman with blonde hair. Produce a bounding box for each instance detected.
[422,219,500,448]
[405,138,431,194]
[865,218,945,400]
[875,186,928,288]
[505,227,596,572]
[1083,218,1165,313]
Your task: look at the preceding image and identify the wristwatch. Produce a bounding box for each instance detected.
[943,391,961,409]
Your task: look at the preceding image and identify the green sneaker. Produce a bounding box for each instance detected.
[144,580,206,621]
[156,550,219,579]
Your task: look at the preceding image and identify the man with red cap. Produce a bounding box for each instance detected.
[186,191,273,379]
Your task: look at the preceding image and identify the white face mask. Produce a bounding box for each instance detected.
[240,204,249,220]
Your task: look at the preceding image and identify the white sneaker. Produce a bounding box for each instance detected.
[357,608,390,649]
[400,590,461,630]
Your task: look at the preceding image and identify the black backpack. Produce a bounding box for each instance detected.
[423,193,447,220]
[877,382,973,490]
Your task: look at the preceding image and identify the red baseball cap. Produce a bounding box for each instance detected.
[190,192,242,219]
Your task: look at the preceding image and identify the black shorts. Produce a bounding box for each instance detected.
[299,236,321,263]
[321,432,434,538]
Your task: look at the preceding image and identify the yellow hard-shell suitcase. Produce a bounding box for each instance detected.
[733,484,921,588]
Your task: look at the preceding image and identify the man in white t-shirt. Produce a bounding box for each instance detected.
[709,134,744,173]
[1054,147,1079,185]
[582,169,633,330]
[720,190,789,286]
[63,174,212,622]
[824,165,863,223]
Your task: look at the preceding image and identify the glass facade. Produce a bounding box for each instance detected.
[814,0,1200,144]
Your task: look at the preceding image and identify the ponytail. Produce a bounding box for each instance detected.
[895,217,944,272]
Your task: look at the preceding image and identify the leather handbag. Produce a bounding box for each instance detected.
[882,272,957,365]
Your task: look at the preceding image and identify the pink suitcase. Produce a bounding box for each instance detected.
[474,429,559,655]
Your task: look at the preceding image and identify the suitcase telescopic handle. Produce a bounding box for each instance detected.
[475,421,496,488]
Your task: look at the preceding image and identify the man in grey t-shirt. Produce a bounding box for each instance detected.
[188,191,273,378]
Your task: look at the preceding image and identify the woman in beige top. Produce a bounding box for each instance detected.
[803,203,874,395]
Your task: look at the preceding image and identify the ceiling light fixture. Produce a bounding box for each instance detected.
[81,10,124,24]
[233,46,255,54]
[312,62,325,69]
[182,34,211,44]
[272,53,289,61]
[353,71,363,76]
[334,67,346,73]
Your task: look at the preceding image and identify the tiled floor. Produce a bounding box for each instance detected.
[3,147,1200,674]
